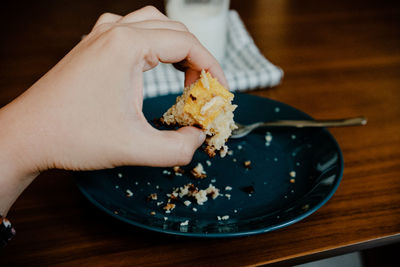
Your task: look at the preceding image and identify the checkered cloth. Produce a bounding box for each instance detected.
[143,10,283,98]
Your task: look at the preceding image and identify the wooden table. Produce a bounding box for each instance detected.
[1,0,400,266]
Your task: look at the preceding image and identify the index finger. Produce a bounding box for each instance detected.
[140,28,228,88]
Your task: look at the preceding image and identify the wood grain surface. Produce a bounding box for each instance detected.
[1,0,400,266]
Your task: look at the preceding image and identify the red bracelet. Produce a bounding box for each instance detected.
[0,215,16,247]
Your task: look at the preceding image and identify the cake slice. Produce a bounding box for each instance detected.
[162,70,237,157]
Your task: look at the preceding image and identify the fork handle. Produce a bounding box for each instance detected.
[260,116,367,128]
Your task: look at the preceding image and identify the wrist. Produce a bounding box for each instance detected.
[0,103,40,216]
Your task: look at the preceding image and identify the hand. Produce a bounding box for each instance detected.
[0,6,227,215]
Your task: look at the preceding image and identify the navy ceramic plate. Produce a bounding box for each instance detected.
[76,94,343,237]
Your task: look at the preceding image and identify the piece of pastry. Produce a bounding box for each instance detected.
[162,70,237,157]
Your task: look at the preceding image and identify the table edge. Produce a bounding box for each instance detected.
[256,233,400,267]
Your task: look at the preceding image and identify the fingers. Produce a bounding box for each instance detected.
[92,7,227,88]
[118,5,169,23]
[133,126,206,167]
[93,12,122,29]
[93,6,171,30]
[126,20,188,32]
[138,28,228,88]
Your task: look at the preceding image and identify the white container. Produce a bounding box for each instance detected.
[165,0,230,63]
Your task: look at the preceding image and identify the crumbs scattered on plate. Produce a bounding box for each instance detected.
[290,166,298,184]
[163,203,176,213]
[147,193,158,201]
[162,170,171,176]
[180,220,189,226]
[173,166,184,176]
[217,215,229,221]
[243,160,251,168]
[126,189,133,197]
[191,163,207,179]
[131,128,305,222]
[265,131,272,146]
[175,183,220,205]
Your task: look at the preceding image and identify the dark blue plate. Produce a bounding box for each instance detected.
[76,94,343,237]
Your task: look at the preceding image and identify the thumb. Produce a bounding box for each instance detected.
[138,126,206,167]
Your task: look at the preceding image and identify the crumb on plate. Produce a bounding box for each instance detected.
[217,215,230,221]
[191,163,207,179]
[243,160,251,168]
[163,203,176,212]
[147,193,158,201]
[180,220,189,226]
[126,189,133,197]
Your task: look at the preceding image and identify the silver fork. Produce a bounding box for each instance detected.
[231,116,367,139]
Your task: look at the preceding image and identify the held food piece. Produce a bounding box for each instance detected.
[162,70,237,157]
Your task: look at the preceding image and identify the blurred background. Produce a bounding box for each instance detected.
[2,0,399,107]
